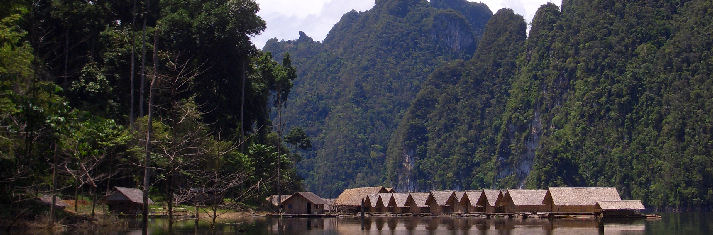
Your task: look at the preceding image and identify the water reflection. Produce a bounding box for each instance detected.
[12,213,713,234]
[263,216,645,235]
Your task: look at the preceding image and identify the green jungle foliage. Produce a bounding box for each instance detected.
[386,8,526,192]
[263,0,492,197]
[0,0,307,212]
[387,0,713,210]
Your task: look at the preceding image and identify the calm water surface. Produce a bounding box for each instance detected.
[15,213,712,235]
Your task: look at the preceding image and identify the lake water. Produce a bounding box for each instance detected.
[15,213,712,234]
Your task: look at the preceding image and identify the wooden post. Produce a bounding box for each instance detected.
[360,198,365,218]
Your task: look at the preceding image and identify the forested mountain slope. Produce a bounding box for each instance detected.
[385,8,525,191]
[263,0,492,197]
[388,0,713,210]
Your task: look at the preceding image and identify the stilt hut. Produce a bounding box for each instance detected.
[334,186,388,213]
[409,192,432,215]
[106,186,153,215]
[544,187,621,213]
[391,193,412,214]
[476,190,503,213]
[378,193,395,214]
[429,191,457,215]
[502,189,548,213]
[282,192,327,215]
[460,190,481,214]
[595,200,645,217]
[365,194,386,213]
[453,192,466,213]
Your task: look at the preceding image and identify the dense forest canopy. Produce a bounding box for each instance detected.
[1,0,309,219]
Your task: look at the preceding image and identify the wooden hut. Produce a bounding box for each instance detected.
[106,186,153,215]
[334,186,388,213]
[282,192,327,215]
[475,190,503,213]
[378,193,396,214]
[409,192,432,215]
[595,200,645,217]
[544,187,621,213]
[429,191,457,215]
[460,190,481,214]
[453,192,466,213]
[502,189,548,213]
[364,194,386,213]
[391,193,412,214]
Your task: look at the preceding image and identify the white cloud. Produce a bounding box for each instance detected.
[250,0,561,49]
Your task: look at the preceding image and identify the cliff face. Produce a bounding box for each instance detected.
[263,0,492,197]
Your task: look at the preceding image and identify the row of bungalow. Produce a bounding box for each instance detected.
[332,186,645,217]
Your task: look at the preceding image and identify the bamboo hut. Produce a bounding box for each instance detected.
[334,186,388,213]
[460,190,481,213]
[282,192,327,215]
[502,189,548,213]
[429,191,457,215]
[409,192,432,215]
[106,186,153,215]
[544,187,621,213]
[365,194,386,213]
[475,190,503,213]
[453,192,466,213]
[378,193,396,214]
[391,193,412,214]
[595,200,645,217]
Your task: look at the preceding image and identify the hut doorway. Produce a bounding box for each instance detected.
[307,202,312,214]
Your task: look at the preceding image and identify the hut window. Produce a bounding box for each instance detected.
[288,204,292,209]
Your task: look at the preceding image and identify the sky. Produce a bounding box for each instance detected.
[250,0,562,49]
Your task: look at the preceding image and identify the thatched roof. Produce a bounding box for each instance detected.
[506,189,547,206]
[431,191,455,206]
[392,193,410,207]
[335,186,387,206]
[266,194,291,206]
[548,187,621,206]
[367,194,380,207]
[483,190,502,206]
[110,186,153,204]
[597,200,645,210]
[286,192,327,205]
[464,190,482,205]
[454,192,465,202]
[410,193,431,207]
